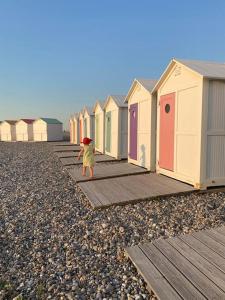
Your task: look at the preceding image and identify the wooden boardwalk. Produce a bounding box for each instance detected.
[53,145,81,152]
[60,154,117,166]
[126,226,225,300]
[78,173,195,209]
[55,151,101,159]
[67,163,148,183]
[50,142,75,146]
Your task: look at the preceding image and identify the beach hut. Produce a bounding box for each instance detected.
[33,118,63,141]
[72,113,79,144]
[69,116,74,143]
[153,58,225,189]
[83,106,95,140]
[125,79,158,170]
[16,119,35,141]
[104,95,128,159]
[79,111,84,143]
[0,120,17,141]
[93,100,105,153]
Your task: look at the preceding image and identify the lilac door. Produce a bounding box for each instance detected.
[129,103,138,160]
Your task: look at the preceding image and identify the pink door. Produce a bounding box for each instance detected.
[159,93,175,171]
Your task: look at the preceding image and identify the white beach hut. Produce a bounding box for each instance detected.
[83,106,95,140]
[153,58,225,189]
[104,95,128,159]
[16,119,35,141]
[125,79,157,170]
[79,110,84,144]
[93,100,105,153]
[69,116,74,143]
[33,118,63,141]
[1,120,17,141]
[72,113,80,144]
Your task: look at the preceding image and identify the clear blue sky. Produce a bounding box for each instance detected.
[0,0,225,129]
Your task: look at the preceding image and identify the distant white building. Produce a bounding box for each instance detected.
[1,120,17,141]
[33,118,63,141]
[16,119,35,141]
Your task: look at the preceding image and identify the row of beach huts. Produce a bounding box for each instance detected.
[70,58,225,189]
[0,118,63,142]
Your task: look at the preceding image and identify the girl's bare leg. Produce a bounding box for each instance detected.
[89,167,94,178]
[82,166,87,176]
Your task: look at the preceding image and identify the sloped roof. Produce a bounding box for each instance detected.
[19,119,35,124]
[125,78,158,102]
[40,118,62,124]
[83,106,94,116]
[104,95,127,109]
[176,59,225,79]
[93,99,106,112]
[152,58,225,93]
[4,120,17,125]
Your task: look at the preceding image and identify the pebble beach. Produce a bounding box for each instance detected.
[1,142,225,300]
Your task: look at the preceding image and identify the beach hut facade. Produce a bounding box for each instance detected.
[33,118,63,141]
[93,100,105,153]
[83,106,95,140]
[104,95,128,159]
[72,113,80,144]
[125,79,157,170]
[1,120,17,141]
[79,111,84,143]
[69,116,74,143]
[153,58,225,189]
[16,119,35,141]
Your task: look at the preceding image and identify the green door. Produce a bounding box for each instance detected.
[84,118,87,137]
[105,111,111,152]
[95,115,99,148]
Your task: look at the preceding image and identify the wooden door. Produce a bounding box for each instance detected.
[129,103,138,160]
[95,115,99,148]
[105,111,111,152]
[159,93,175,171]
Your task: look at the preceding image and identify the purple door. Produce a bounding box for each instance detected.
[129,103,138,160]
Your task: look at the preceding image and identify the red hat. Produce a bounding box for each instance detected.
[82,137,92,145]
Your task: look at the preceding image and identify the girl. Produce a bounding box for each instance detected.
[77,137,95,178]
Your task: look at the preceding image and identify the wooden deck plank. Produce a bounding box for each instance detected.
[206,227,225,246]
[55,151,101,159]
[60,155,117,166]
[78,173,195,209]
[67,163,148,183]
[141,243,205,299]
[153,238,224,299]
[50,142,75,146]
[53,145,81,152]
[192,230,225,259]
[180,234,225,273]
[126,245,182,300]
[168,237,225,292]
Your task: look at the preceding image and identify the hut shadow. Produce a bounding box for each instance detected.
[140,144,146,167]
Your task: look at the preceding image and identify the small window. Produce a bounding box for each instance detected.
[165,104,170,113]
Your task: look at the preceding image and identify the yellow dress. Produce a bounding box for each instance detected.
[83,144,95,167]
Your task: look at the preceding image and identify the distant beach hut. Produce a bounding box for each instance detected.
[1,120,17,141]
[93,100,105,153]
[104,95,128,159]
[69,116,74,143]
[125,79,157,170]
[153,58,225,189]
[16,119,35,141]
[33,118,63,141]
[83,106,95,140]
[72,113,80,144]
[79,111,84,143]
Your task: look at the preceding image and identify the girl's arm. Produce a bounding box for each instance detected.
[77,147,84,160]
